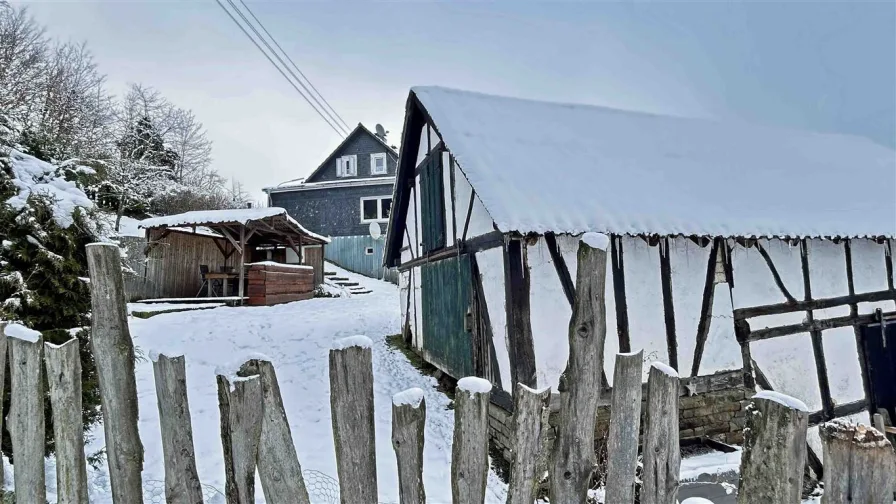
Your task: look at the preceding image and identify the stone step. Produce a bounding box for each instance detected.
[338,281,360,287]
[350,289,372,295]
[330,276,349,281]
[324,271,337,276]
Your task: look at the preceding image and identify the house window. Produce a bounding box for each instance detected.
[360,196,392,222]
[336,155,357,177]
[370,153,388,175]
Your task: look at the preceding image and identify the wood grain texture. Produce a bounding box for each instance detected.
[506,384,551,504]
[641,364,681,504]
[87,243,145,503]
[8,335,46,504]
[0,323,7,489]
[329,345,378,503]
[604,351,644,504]
[549,239,608,503]
[451,384,490,504]
[391,395,427,504]
[45,339,89,504]
[152,354,204,504]
[218,374,263,504]
[820,422,896,504]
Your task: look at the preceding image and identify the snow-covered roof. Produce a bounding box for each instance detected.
[139,207,330,243]
[264,176,394,194]
[413,86,896,239]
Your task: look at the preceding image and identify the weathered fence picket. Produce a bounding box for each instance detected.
[329,336,378,503]
[217,372,263,504]
[820,421,896,503]
[737,391,809,504]
[451,377,491,504]
[391,388,427,504]
[86,243,145,503]
[0,323,8,490]
[7,331,46,504]
[506,383,551,504]
[641,362,681,504]
[550,233,609,503]
[45,338,90,504]
[604,350,644,504]
[152,353,204,504]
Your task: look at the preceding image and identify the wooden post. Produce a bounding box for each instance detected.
[641,362,681,504]
[451,377,491,504]
[737,391,809,504]
[152,353,203,504]
[506,383,551,504]
[0,323,8,490]
[238,225,246,301]
[329,336,378,503]
[549,233,609,503]
[391,388,427,504]
[217,373,263,504]
[7,329,46,504]
[820,422,896,504]
[239,359,311,504]
[604,350,644,504]
[45,338,89,504]
[86,243,145,503]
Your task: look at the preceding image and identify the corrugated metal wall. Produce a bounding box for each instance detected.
[324,235,398,284]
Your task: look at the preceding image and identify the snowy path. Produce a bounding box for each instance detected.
[83,265,507,504]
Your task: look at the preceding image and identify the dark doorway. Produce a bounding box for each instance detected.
[861,319,896,421]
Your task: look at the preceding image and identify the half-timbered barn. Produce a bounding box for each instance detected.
[383,86,896,465]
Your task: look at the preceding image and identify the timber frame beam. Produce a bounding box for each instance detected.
[610,235,631,353]
[503,237,537,388]
[691,239,720,376]
[396,230,503,272]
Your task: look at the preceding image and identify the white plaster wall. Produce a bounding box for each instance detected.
[412,266,423,349]
[730,239,804,328]
[415,124,428,165]
[399,269,411,336]
[851,239,895,314]
[699,283,741,375]
[527,238,573,390]
[476,247,511,391]
[451,159,495,239]
[623,237,669,378]
[751,332,823,411]
[669,238,711,377]
[808,240,850,319]
[823,326,865,404]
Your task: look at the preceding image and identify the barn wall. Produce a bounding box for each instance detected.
[476,246,510,391]
[139,230,235,299]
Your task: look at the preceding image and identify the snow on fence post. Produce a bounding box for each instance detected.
[604,350,644,504]
[549,233,609,503]
[506,383,551,504]
[391,388,427,504]
[819,421,896,503]
[641,362,681,504]
[45,338,90,504]
[239,359,311,504]
[736,391,809,504]
[86,243,145,503]
[7,325,46,504]
[152,353,204,504]
[217,372,263,504]
[451,377,491,504]
[329,336,378,503]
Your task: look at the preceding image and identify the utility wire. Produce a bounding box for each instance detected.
[237,0,352,133]
[215,0,348,138]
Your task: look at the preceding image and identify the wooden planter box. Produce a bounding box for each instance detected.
[246,262,315,306]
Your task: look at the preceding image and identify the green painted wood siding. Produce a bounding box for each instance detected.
[421,254,474,378]
[420,153,446,254]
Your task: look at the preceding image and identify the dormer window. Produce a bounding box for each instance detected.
[336,155,357,177]
[370,153,387,175]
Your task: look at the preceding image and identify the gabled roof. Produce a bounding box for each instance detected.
[394,86,895,248]
[139,207,330,244]
[301,123,397,184]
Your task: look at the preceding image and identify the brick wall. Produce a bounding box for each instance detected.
[487,369,750,464]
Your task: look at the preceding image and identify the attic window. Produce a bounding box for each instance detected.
[365,247,374,255]
[371,153,387,175]
[336,155,357,177]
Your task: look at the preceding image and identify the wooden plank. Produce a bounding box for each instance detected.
[659,237,679,370]
[0,324,6,489]
[755,241,798,303]
[692,239,720,377]
[506,384,551,504]
[544,232,575,307]
[451,378,491,504]
[800,239,834,420]
[820,422,896,503]
[604,351,644,504]
[461,189,476,243]
[397,230,504,271]
[748,311,896,341]
[504,238,537,388]
[449,154,458,245]
[808,399,868,426]
[641,363,681,504]
[86,243,144,503]
[887,239,895,291]
[550,236,608,503]
[392,389,427,504]
[733,289,896,320]
[610,235,631,353]
[45,338,89,504]
[844,239,874,422]
[8,334,46,504]
[218,373,263,504]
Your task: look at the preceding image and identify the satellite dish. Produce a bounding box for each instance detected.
[368,221,382,240]
[375,123,387,139]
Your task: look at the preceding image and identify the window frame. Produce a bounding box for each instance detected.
[370,152,388,175]
[336,155,358,177]
[359,196,392,223]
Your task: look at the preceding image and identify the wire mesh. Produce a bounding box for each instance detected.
[304,469,340,504]
[141,479,225,504]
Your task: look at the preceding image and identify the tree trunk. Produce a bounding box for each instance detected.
[87,243,145,503]
[451,377,491,504]
[737,393,808,504]
[604,350,644,504]
[115,192,127,232]
[152,354,204,504]
[45,338,89,504]
[218,374,263,504]
[549,235,608,503]
[329,339,378,503]
[8,334,46,504]
[506,384,551,504]
[391,388,426,504]
[641,363,681,504]
[820,422,896,504]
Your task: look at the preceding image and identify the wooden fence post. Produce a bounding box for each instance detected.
[550,233,609,503]
[820,421,896,503]
[737,391,808,504]
[86,243,144,503]
[0,323,8,490]
[451,377,491,504]
[45,338,89,504]
[152,353,204,504]
[506,383,551,504]
[239,359,311,504]
[217,373,264,504]
[329,336,377,503]
[641,362,681,504]
[604,350,644,504]
[391,387,426,504]
[7,326,46,504]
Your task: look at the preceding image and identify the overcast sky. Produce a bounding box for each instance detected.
[19,1,896,199]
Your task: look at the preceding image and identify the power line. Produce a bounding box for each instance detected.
[214,0,348,138]
[236,0,352,133]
